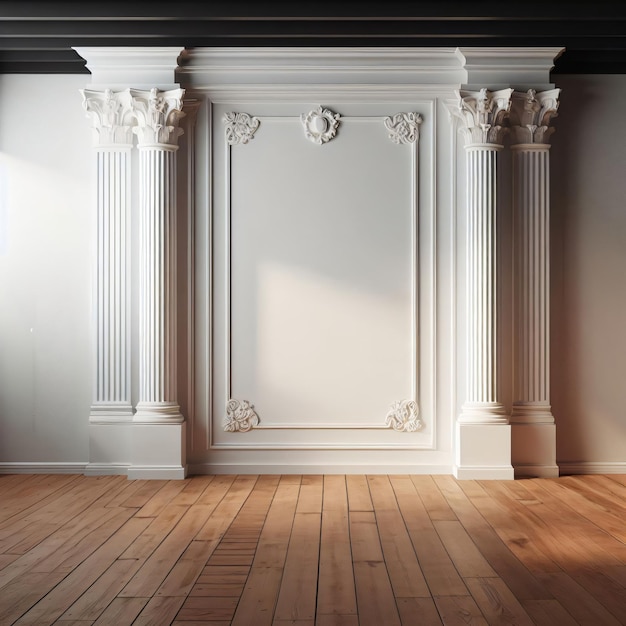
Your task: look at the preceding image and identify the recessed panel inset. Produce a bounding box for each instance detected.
[212,106,427,449]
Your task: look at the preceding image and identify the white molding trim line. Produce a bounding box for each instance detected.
[0,463,87,475]
[188,463,452,475]
[127,465,188,480]
[558,462,626,475]
[84,463,130,476]
[216,112,430,446]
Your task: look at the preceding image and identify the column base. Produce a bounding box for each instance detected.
[459,402,509,424]
[134,402,184,424]
[454,422,513,480]
[511,422,559,478]
[128,422,187,480]
[90,404,134,423]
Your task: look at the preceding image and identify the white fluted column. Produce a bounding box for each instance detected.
[81,89,134,421]
[510,88,561,477]
[131,88,185,423]
[452,88,514,479]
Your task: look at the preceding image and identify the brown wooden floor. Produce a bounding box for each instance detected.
[1,474,626,625]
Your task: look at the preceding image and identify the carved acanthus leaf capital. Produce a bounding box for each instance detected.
[385,399,422,432]
[384,112,423,144]
[131,88,185,147]
[224,399,259,432]
[510,88,561,145]
[453,88,513,146]
[81,88,134,146]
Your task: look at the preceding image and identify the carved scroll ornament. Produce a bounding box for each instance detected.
[384,112,423,144]
[385,399,422,432]
[223,112,260,145]
[224,399,260,432]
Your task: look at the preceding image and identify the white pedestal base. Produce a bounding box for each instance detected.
[86,422,188,479]
[128,422,187,479]
[454,422,514,480]
[511,422,559,477]
[85,423,132,476]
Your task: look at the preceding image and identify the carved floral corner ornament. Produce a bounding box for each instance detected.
[130,87,186,146]
[510,88,561,145]
[223,112,260,145]
[385,399,422,432]
[224,399,260,432]
[81,88,135,146]
[301,106,341,145]
[384,112,423,144]
[454,87,513,146]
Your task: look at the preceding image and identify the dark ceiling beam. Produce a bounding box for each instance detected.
[0,1,625,74]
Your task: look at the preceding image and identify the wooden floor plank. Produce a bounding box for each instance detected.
[537,571,623,625]
[230,566,284,626]
[118,504,216,598]
[433,520,497,578]
[433,596,488,626]
[354,560,401,626]
[346,475,373,512]
[91,597,148,625]
[295,475,323,514]
[457,479,561,575]
[133,595,186,625]
[253,477,300,568]
[464,577,535,625]
[317,476,357,618]
[390,475,468,597]
[433,475,551,602]
[411,475,457,521]
[273,512,321,622]
[396,597,443,626]
[521,599,579,626]
[59,557,144,621]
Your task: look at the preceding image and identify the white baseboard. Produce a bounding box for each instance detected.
[187,463,453,475]
[127,465,187,480]
[453,465,515,480]
[84,463,130,476]
[514,464,560,478]
[558,462,626,475]
[0,462,87,474]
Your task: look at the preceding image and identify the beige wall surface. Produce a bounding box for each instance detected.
[551,74,626,469]
[0,74,92,465]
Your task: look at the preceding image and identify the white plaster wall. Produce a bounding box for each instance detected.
[0,74,91,466]
[551,74,626,470]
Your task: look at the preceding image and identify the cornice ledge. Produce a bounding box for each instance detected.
[177,47,466,87]
[73,46,184,91]
[456,46,564,91]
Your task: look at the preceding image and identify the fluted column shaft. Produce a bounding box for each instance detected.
[132,88,185,423]
[464,146,505,418]
[454,88,513,424]
[510,89,560,424]
[81,89,133,420]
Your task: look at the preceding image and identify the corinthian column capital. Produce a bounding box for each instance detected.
[131,87,185,147]
[80,88,134,146]
[454,87,513,146]
[510,88,561,145]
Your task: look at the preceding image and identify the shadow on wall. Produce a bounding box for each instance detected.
[550,75,626,468]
